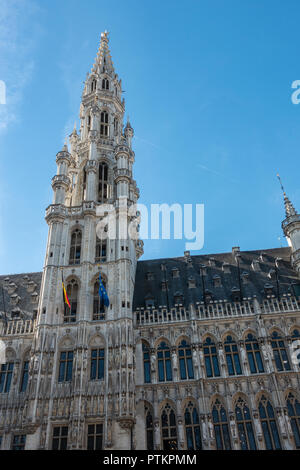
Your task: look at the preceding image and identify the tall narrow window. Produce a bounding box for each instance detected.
[235,397,256,450]
[52,426,68,450]
[58,351,73,383]
[64,280,78,323]
[245,334,264,373]
[161,403,177,450]
[91,79,97,92]
[20,360,29,392]
[102,78,109,90]
[69,229,82,265]
[258,395,281,450]
[271,331,291,371]
[90,348,105,380]
[87,424,103,450]
[184,402,202,450]
[0,362,14,393]
[157,342,172,382]
[143,343,151,383]
[178,340,194,380]
[145,405,154,450]
[286,392,300,449]
[95,237,107,262]
[98,162,108,203]
[203,337,220,378]
[224,336,242,376]
[100,111,109,137]
[12,435,26,450]
[87,115,91,133]
[93,279,106,321]
[212,399,231,450]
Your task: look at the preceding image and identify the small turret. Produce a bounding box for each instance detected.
[278,174,300,272]
[124,117,134,148]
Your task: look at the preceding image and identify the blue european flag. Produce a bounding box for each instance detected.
[99,272,109,307]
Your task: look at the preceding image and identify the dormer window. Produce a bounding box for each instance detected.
[199,265,207,276]
[241,272,249,284]
[264,283,274,296]
[145,295,155,308]
[222,263,230,274]
[102,78,109,90]
[251,259,260,271]
[188,277,196,288]
[204,289,213,302]
[146,272,155,281]
[171,268,179,278]
[231,287,241,302]
[174,292,183,305]
[213,275,221,288]
[209,258,216,267]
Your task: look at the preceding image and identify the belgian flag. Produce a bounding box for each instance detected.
[62,272,70,308]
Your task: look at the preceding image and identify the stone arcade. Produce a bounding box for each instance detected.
[1,32,300,450]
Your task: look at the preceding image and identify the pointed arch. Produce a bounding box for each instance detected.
[233,395,257,450]
[286,390,300,449]
[203,336,220,378]
[160,401,178,450]
[211,396,231,450]
[257,393,281,450]
[183,400,202,450]
[270,330,291,372]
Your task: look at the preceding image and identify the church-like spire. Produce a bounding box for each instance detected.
[91,30,115,75]
[277,174,298,218]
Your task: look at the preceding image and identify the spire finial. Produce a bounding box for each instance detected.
[277,173,286,195]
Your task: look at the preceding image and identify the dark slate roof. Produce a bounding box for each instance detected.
[0,272,42,320]
[0,247,299,318]
[132,247,300,310]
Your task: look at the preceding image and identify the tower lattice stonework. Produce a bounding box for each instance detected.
[1,33,300,450]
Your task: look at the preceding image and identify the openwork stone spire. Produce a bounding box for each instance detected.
[91,30,115,75]
[277,174,298,218]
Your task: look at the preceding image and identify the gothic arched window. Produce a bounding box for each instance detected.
[224,335,242,376]
[286,392,300,448]
[64,279,78,323]
[271,331,291,371]
[143,343,151,383]
[157,342,172,382]
[90,348,105,380]
[235,397,256,450]
[98,162,108,203]
[100,111,109,137]
[212,398,231,450]
[184,402,202,450]
[203,337,220,378]
[145,405,154,450]
[93,279,106,321]
[178,340,194,380]
[245,334,264,374]
[95,237,107,263]
[161,403,178,450]
[91,79,97,92]
[102,78,109,90]
[69,229,82,265]
[258,395,281,450]
[113,117,119,136]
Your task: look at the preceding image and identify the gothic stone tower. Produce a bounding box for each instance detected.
[29,31,143,449]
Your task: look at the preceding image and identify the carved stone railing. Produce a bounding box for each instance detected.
[134,296,300,326]
[0,319,36,336]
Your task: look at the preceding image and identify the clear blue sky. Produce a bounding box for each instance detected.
[1,0,300,274]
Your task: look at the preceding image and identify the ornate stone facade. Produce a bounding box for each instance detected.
[0,32,300,451]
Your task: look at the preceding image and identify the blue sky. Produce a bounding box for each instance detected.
[1,0,300,274]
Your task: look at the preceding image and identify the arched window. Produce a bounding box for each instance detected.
[95,237,107,262]
[224,336,242,376]
[98,162,108,202]
[245,334,264,374]
[212,398,231,450]
[93,279,106,321]
[178,340,194,380]
[203,337,220,378]
[102,78,109,90]
[292,329,300,338]
[58,350,73,382]
[161,403,177,450]
[145,405,154,450]
[258,395,281,450]
[100,111,109,137]
[87,114,91,133]
[286,392,300,448]
[184,401,202,450]
[69,229,82,265]
[157,342,172,382]
[143,343,151,383]
[91,79,97,92]
[64,279,78,323]
[235,397,256,450]
[90,348,105,380]
[271,331,291,371]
